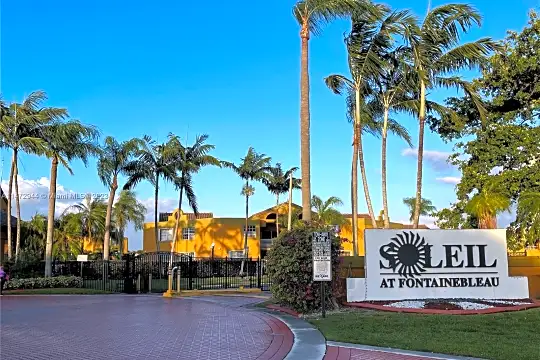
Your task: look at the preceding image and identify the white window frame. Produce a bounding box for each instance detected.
[179,252,194,257]
[159,228,173,241]
[182,227,195,240]
[243,225,256,238]
[229,250,246,259]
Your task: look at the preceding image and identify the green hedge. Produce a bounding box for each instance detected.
[4,276,83,290]
[266,226,344,314]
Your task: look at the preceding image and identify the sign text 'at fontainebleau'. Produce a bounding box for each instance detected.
[346,230,530,301]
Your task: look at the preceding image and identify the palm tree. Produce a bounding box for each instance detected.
[0,91,61,260]
[325,5,415,253]
[311,195,347,228]
[41,120,100,277]
[167,134,221,270]
[97,136,142,260]
[407,4,499,228]
[371,48,417,228]
[403,196,437,223]
[53,213,84,260]
[123,135,178,253]
[64,194,108,251]
[112,190,146,255]
[293,0,358,223]
[262,163,301,234]
[222,147,272,275]
[464,188,511,229]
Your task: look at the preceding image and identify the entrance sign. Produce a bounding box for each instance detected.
[313,232,332,281]
[350,230,529,301]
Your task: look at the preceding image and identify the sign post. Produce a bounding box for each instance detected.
[313,232,332,318]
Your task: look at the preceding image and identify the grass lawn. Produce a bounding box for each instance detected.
[309,308,540,360]
[3,288,113,295]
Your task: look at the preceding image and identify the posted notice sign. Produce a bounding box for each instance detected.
[313,232,332,281]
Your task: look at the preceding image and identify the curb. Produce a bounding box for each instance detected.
[163,288,262,297]
[260,309,327,360]
[345,300,540,315]
[257,314,295,360]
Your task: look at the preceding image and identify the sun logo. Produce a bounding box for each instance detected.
[380,231,427,278]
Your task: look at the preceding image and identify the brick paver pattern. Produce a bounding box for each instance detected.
[325,346,440,360]
[0,295,276,360]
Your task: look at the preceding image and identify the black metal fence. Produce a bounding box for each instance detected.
[9,253,271,293]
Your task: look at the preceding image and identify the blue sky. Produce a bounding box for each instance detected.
[1,0,536,250]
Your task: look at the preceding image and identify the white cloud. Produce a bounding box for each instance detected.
[0,176,182,250]
[0,175,89,218]
[139,197,177,222]
[436,176,461,185]
[401,148,454,172]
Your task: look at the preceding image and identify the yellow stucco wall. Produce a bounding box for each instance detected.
[143,210,261,258]
[82,237,129,255]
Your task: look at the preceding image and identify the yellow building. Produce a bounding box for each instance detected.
[142,204,429,258]
[82,237,129,256]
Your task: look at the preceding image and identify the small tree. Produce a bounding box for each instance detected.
[403,196,436,223]
[267,225,343,313]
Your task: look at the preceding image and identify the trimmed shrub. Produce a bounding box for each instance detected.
[266,226,343,314]
[5,276,83,290]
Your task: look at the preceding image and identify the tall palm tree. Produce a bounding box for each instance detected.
[41,120,100,277]
[123,135,178,253]
[0,91,62,259]
[112,190,146,255]
[166,134,221,270]
[293,0,358,223]
[325,4,415,254]
[262,163,301,234]
[97,136,142,260]
[464,188,511,229]
[403,196,437,223]
[407,4,498,227]
[64,194,108,250]
[371,48,417,228]
[223,147,272,275]
[311,195,347,228]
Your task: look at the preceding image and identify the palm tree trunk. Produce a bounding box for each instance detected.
[13,147,21,260]
[169,175,184,270]
[103,175,117,260]
[300,25,312,223]
[351,124,359,257]
[45,156,59,277]
[14,155,22,260]
[154,173,160,253]
[275,194,280,235]
[413,81,426,228]
[6,153,15,259]
[355,88,378,229]
[240,180,249,276]
[287,172,293,230]
[381,107,390,229]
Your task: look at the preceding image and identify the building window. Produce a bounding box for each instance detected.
[243,225,256,238]
[229,250,245,258]
[159,228,173,241]
[179,252,194,257]
[339,250,351,256]
[182,227,195,240]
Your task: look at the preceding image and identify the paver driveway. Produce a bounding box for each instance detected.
[0,295,291,360]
